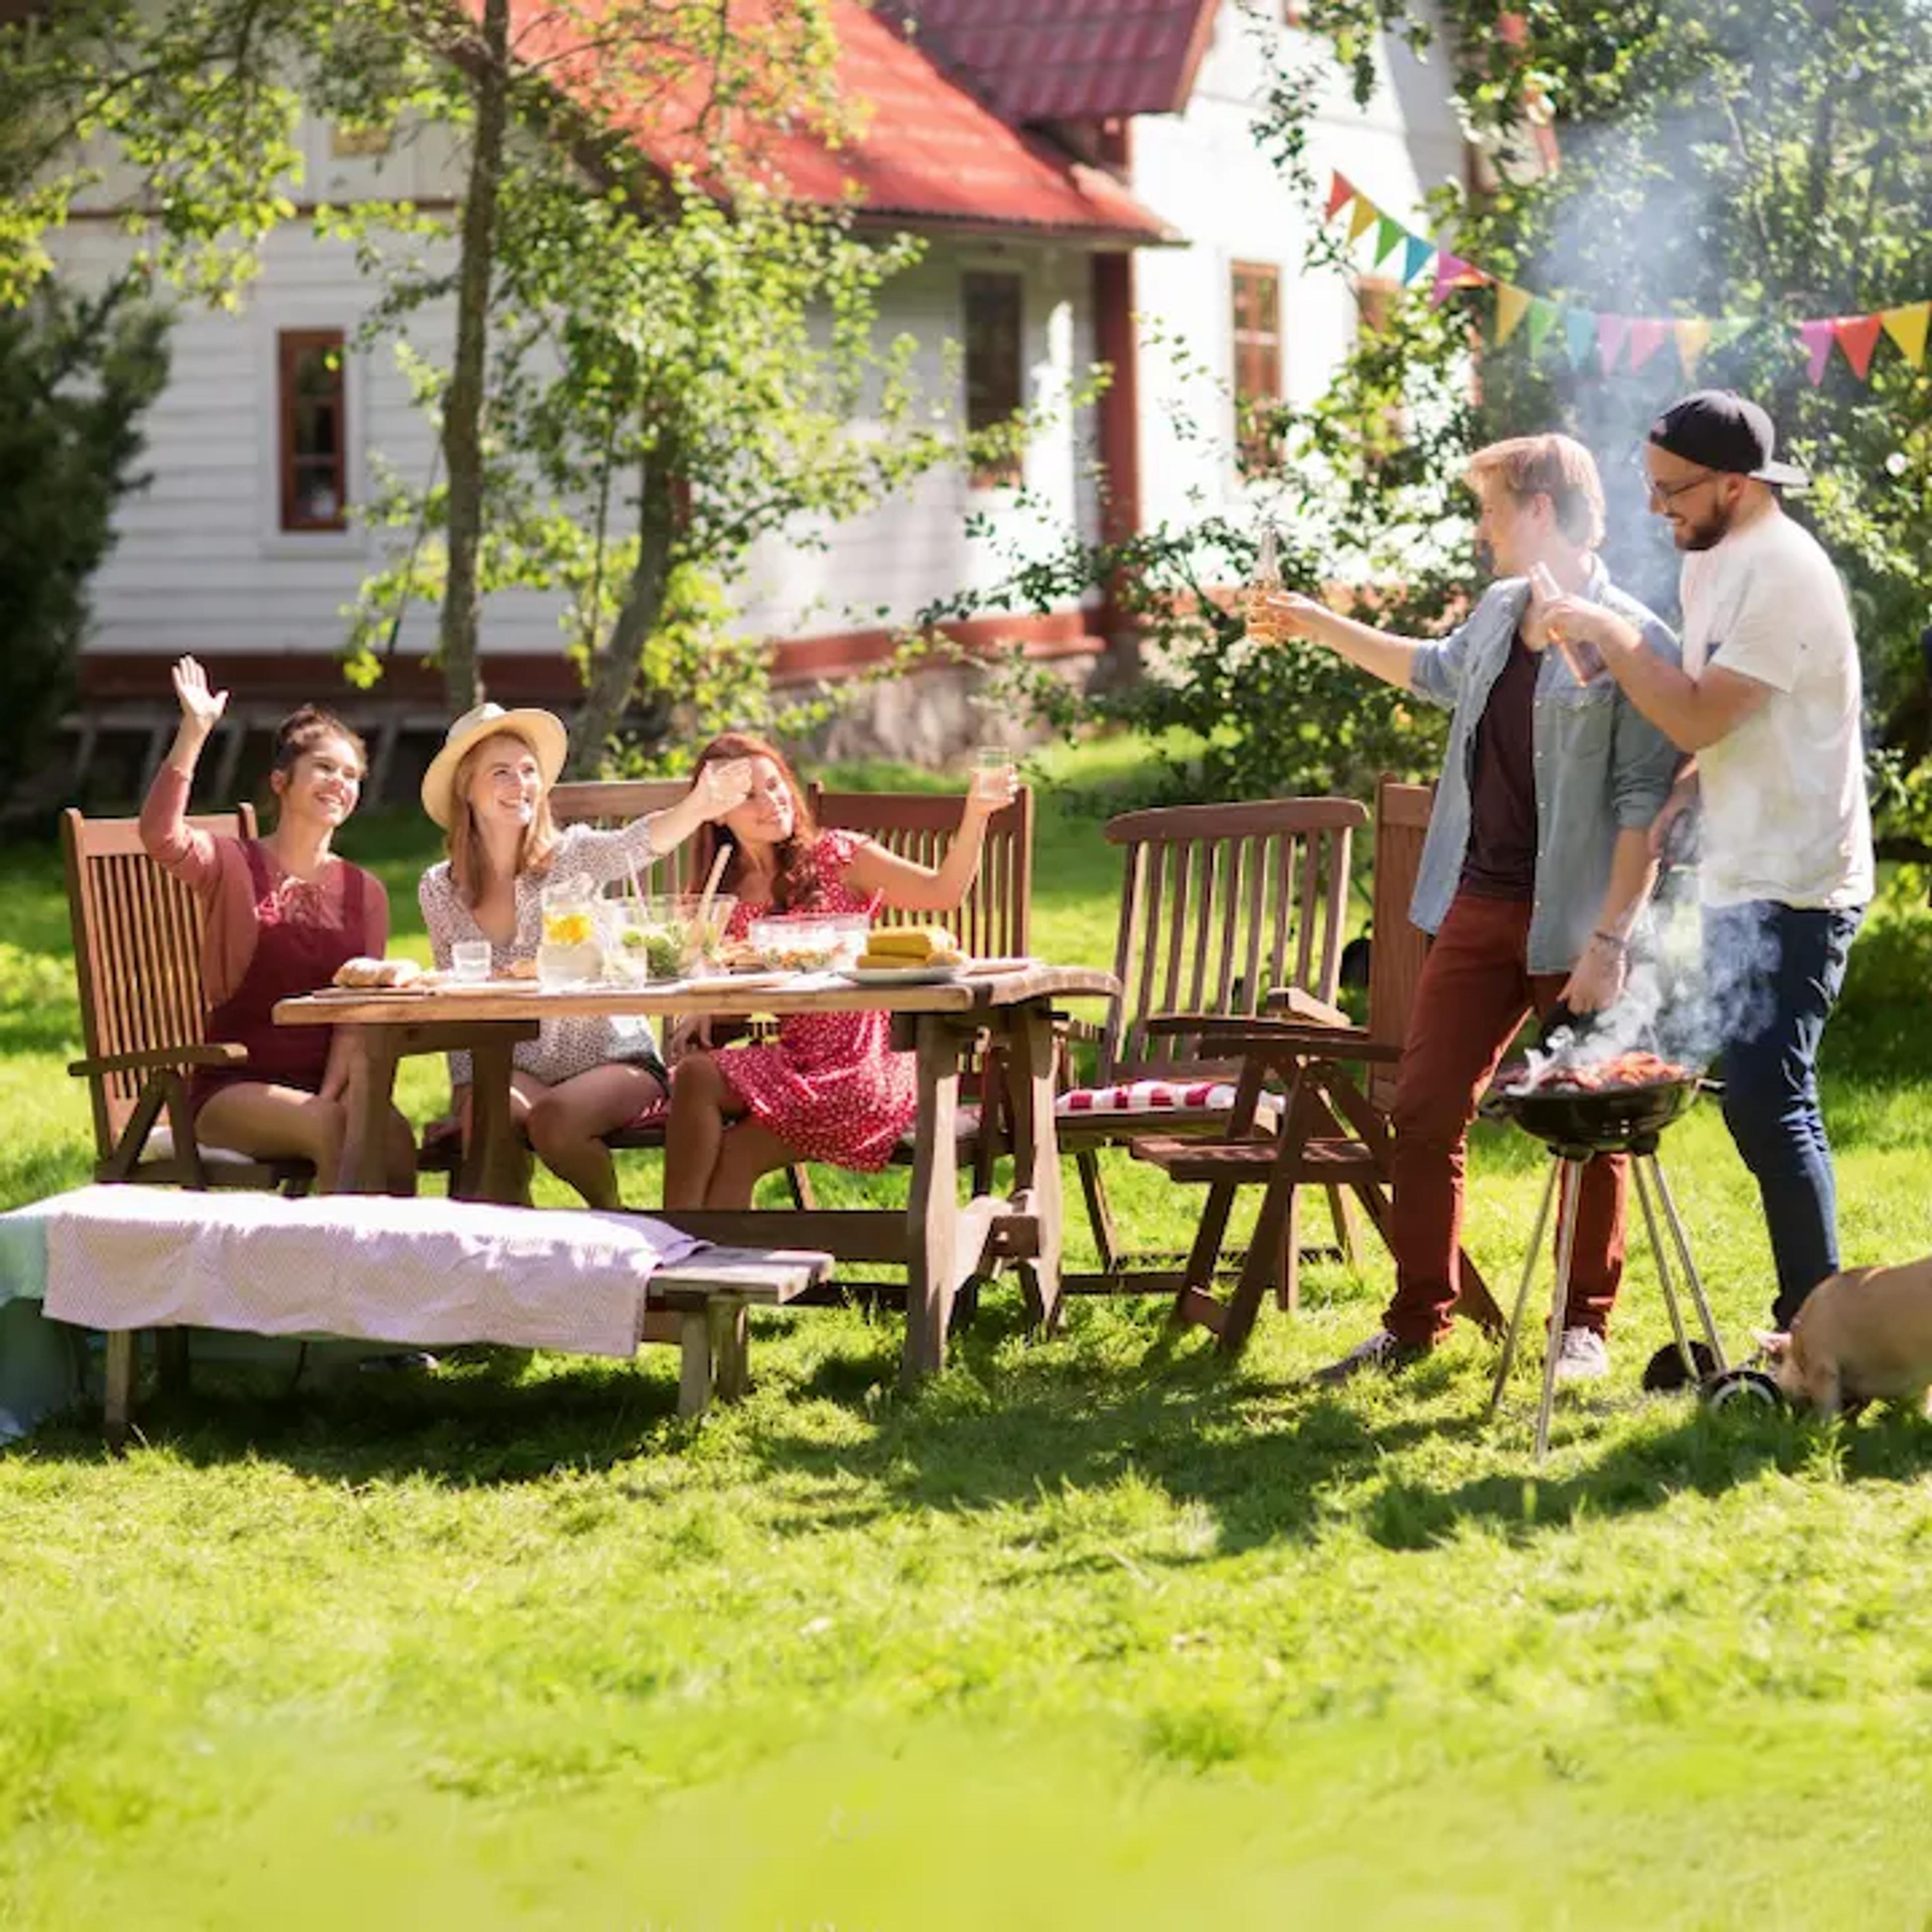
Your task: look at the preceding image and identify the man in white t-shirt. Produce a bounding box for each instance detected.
[1543,390,1872,1330]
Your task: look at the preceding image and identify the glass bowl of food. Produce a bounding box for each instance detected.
[745,913,839,974]
[610,895,739,982]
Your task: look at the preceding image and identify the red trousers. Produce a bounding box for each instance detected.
[1384,891,1625,1347]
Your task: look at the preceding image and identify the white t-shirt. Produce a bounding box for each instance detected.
[1680,510,1874,910]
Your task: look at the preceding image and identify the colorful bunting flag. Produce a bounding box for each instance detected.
[1494,284,1533,347]
[1798,319,1835,386]
[1673,318,1712,380]
[1880,301,1929,367]
[1833,314,1884,381]
[1319,171,1932,389]
[1627,319,1670,372]
[1431,253,1479,306]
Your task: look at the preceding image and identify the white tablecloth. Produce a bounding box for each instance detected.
[35,1185,702,1359]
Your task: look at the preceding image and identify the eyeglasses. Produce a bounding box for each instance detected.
[1645,469,1720,508]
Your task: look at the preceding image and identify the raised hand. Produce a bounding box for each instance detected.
[171,656,229,736]
[1245,588,1325,646]
[697,757,755,819]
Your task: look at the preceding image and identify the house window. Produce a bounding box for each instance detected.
[963,272,1024,489]
[278,330,347,532]
[1231,262,1282,471]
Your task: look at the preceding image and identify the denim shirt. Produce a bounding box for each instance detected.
[1407,560,1681,975]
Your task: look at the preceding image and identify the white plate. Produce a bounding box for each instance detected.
[840,963,964,987]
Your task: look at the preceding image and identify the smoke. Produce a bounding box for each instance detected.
[1522,882,1784,1088]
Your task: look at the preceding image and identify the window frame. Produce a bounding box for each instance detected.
[1230,260,1283,473]
[962,269,1026,492]
[277,328,349,534]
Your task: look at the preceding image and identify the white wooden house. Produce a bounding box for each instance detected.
[52,0,1470,796]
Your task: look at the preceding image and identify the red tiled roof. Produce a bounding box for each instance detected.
[496,1,1174,243]
[896,0,1218,123]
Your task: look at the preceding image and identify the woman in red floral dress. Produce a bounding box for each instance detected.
[662,733,1018,1210]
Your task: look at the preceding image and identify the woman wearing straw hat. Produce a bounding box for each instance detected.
[418,702,752,1209]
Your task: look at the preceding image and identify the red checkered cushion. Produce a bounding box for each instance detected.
[1055,1079,1280,1119]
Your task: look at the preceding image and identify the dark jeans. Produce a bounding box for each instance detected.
[1702,901,1862,1327]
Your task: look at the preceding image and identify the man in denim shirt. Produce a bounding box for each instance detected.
[1250,435,1680,1383]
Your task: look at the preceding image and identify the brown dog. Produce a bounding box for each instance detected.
[1758,1259,1932,1417]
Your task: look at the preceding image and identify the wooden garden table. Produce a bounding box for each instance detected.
[275,963,1116,1383]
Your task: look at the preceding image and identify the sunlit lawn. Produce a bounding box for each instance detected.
[2,741,1931,1927]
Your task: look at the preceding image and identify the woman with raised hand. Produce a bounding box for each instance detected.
[417,703,752,1210]
[663,731,1018,1211]
[140,655,415,1193]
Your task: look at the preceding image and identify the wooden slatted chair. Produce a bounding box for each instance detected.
[800,784,1034,1197]
[62,805,315,1193]
[1130,776,1504,1352]
[1060,796,1366,1303]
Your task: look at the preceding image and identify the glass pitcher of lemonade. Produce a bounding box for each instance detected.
[538,874,604,988]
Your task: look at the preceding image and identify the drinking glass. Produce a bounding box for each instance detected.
[972,745,1017,808]
[451,940,492,983]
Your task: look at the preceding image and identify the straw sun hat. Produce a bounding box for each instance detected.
[420,701,570,829]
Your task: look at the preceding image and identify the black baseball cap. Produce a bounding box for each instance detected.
[1647,389,1809,489]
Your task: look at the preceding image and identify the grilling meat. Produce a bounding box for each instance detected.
[1538,1051,1695,1093]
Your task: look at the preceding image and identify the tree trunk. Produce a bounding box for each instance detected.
[436,0,510,718]
[566,452,680,777]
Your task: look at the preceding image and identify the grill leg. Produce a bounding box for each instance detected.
[1632,1156,1699,1383]
[1488,1157,1562,1418]
[1534,1159,1584,1464]
[1649,1154,1728,1373]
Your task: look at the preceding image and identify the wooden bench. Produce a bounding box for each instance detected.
[8,1186,834,1440]
[647,1247,832,1416]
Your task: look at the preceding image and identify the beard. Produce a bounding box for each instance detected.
[1673,495,1740,551]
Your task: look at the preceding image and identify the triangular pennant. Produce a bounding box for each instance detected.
[1494,284,1533,347]
[1833,314,1884,381]
[1431,253,1476,306]
[1627,319,1670,372]
[1526,297,1561,353]
[1401,234,1435,286]
[1373,214,1406,267]
[1710,316,1752,349]
[1797,319,1835,386]
[1564,308,1597,368]
[1596,312,1630,373]
[1881,300,1930,366]
[1673,318,1713,380]
[1347,196,1380,245]
[1326,172,1355,222]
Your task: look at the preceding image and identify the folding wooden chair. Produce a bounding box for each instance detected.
[1058,796,1367,1304]
[62,805,314,1194]
[1130,777,1505,1352]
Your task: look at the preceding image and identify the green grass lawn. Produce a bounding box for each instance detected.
[4,745,1932,1928]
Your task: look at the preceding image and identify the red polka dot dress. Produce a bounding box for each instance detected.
[715,830,916,1170]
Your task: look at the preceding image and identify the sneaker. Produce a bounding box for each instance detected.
[1553,1327,1611,1385]
[1309,1329,1429,1387]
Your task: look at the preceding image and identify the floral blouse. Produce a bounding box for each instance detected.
[418,818,665,1090]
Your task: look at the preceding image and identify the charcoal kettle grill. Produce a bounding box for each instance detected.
[1481,1061,1732,1461]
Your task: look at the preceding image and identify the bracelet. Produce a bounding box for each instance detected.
[1590,930,1629,953]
